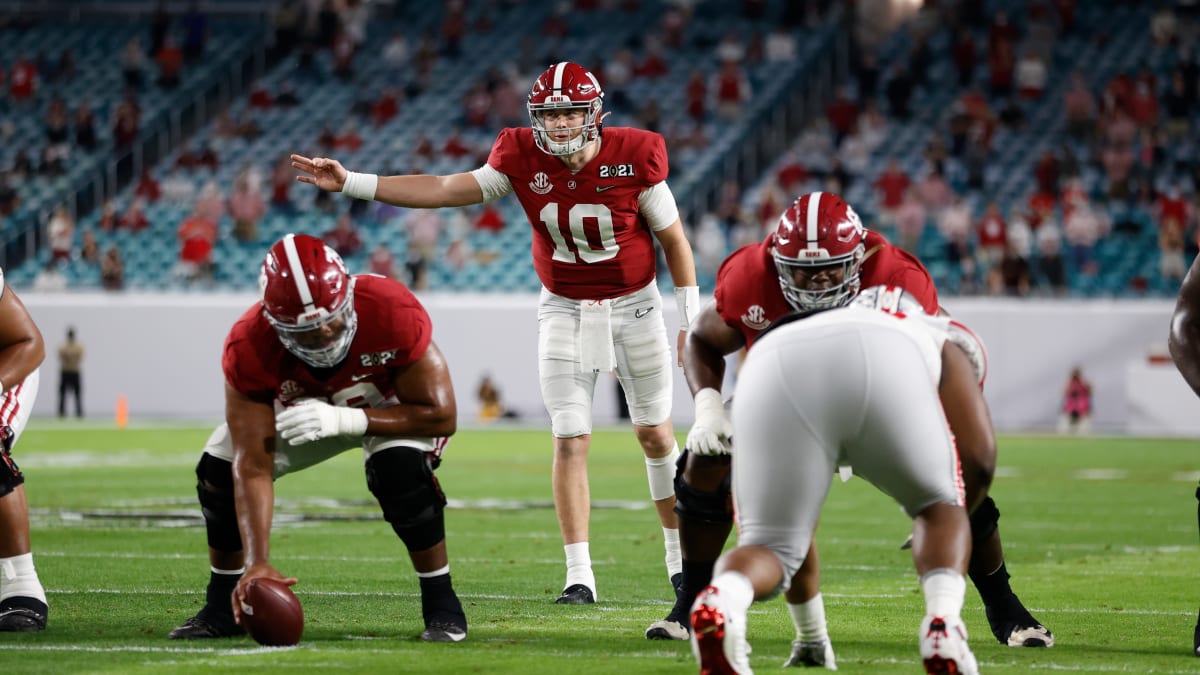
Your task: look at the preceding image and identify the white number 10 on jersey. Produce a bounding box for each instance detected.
[539,202,619,264]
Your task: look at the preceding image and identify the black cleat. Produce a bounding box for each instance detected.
[0,598,46,629]
[646,573,690,640]
[168,613,245,640]
[555,584,595,605]
[1193,615,1200,657]
[421,620,467,643]
[985,600,1054,647]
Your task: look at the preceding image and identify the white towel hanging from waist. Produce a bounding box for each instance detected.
[579,299,616,373]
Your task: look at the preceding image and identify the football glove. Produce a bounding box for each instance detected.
[685,388,732,456]
[276,399,368,446]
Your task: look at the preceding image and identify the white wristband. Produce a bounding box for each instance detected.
[341,172,379,201]
[338,407,369,436]
[674,286,700,330]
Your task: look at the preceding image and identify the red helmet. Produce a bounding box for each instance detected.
[770,192,866,310]
[259,233,358,368]
[528,61,605,156]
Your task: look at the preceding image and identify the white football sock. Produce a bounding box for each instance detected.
[663,527,681,578]
[564,542,595,594]
[709,571,754,613]
[0,553,46,604]
[788,592,829,642]
[920,568,966,618]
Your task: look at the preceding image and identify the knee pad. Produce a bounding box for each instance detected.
[366,447,447,552]
[196,452,242,552]
[968,495,1000,547]
[0,430,25,499]
[672,450,734,525]
[550,410,590,438]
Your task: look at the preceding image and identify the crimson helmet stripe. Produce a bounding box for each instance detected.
[806,191,823,251]
[280,233,315,312]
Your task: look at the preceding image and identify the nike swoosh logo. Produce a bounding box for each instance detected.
[595,185,616,192]
[634,307,652,319]
[351,373,371,381]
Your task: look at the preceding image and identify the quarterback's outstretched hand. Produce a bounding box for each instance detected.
[291,154,348,192]
[685,388,732,456]
[276,399,368,446]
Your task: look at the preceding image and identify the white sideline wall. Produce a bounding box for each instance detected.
[19,292,1199,435]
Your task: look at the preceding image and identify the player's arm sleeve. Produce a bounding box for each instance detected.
[469,164,514,203]
[638,182,681,232]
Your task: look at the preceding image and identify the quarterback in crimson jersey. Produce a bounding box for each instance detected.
[170,234,468,644]
[659,192,1053,658]
[292,61,699,609]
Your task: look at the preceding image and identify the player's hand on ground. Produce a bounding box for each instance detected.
[276,399,368,446]
[291,154,348,192]
[232,564,298,625]
[686,388,732,456]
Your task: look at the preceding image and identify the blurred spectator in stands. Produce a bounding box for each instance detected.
[181,0,208,62]
[113,94,141,147]
[988,39,1015,98]
[1034,150,1060,196]
[997,93,1027,130]
[884,63,913,119]
[476,373,514,422]
[1016,51,1047,100]
[101,245,124,291]
[1008,206,1034,258]
[766,26,797,64]
[0,173,16,218]
[894,186,927,254]
[948,102,972,156]
[909,37,932,90]
[213,111,240,139]
[178,142,220,173]
[332,29,356,80]
[372,87,401,126]
[270,157,294,213]
[119,198,150,232]
[149,0,170,56]
[322,213,363,258]
[491,68,525,127]
[160,167,195,206]
[855,50,880,101]
[924,135,949,176]
[97,199,118,231]
[1058,367,1092,434]
[661,3,688,49]
[382,30,409,69]
[174,209,218,285]
[229,175,265,243]
[602,49,633,111]
[685,68,707,121]
[1164,72,1191,141]
[753,182,784,232]
[916,168,952,216]
[9,151,34,183]
[775,151,809,195]
[33,260,67,292]
[47,206,75,264]
[1158,186,1191,231]
[635,38,670,79]
[1063,199,1105,276]
[406,208,441,291]
[1130,81,1159,130]
[156,34,183,88]
[988,10,1018,54]
[462,80,492,129]
[122,36,146,89]
[987,238,1031,296]
[715,29,746,64]
[445,209,474,271]
[44,96,71,165]
[1161,215,1187,283]
[825,86,859,147]
[80,229,99,266]
[952,29,977,89]
[938,193,973,269]
[368,243,397,280]
[74,100,97,151]
[825,156,851,196]
[249,84,274,109]
[692,213,726,280]
[1054,0,1077,35]
[1152,4,1179,46]
[874,160,910,231]
[442,128,472,158]
[38,145,65,177]
[713,60,751,121]
[194,180,225,223]
[1026,1,1058,62]
[275,80,301,107]
[638,99,662,134]
[133,168,161,204]
[975,202,1008,272]
[474,202,505,233]
[1101,139,1135,200]
[8,54,36,102]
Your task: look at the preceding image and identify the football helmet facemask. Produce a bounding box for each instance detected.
[259,233,358,369]
[771,191,867,311]
[528,61,605,156]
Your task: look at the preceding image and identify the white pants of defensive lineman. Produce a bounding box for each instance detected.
[731,323,964,586]
[538,281,673,436]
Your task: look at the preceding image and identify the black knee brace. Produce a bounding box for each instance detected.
[969,495,1001,548]
[0,426,24,498]
[366,447,447,552]
[672,450,734,525]
[196,453,242,552]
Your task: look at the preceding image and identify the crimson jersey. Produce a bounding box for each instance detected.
[223,275,432,406]
[715,230,939,348]
[487,126,669,300]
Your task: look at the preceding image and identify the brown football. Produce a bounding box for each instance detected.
[240,577,304,646]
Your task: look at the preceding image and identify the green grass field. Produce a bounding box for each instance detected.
[3,424,1199,674]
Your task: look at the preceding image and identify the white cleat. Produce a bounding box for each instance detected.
[919,614,979,675]
[783,638,837,669]
[690,586,753,675]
